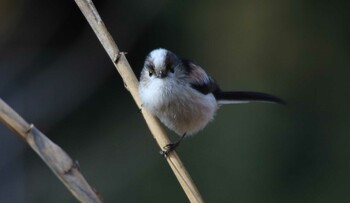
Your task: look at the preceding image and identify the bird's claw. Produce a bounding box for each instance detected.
[159,133,186,157]
[160,143,179,157]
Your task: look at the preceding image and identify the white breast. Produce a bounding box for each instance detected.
[139,77,218,136]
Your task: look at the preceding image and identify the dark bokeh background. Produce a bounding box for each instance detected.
[1,0,349,202]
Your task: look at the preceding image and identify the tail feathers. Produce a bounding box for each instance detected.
[214,91,286,105]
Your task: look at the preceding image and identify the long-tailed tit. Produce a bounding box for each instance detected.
[139,48,285,155]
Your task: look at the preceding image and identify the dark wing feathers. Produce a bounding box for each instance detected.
[191,81,218,95]
[183,60,285,104]
[183,60,220,95]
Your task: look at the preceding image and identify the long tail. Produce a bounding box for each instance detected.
[214,91,286,105]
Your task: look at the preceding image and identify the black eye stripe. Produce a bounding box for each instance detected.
[165,60,171,71]
[146,63,155,74]
[147,63,154,70]
[165,51,176,73]
[145,60,155,77]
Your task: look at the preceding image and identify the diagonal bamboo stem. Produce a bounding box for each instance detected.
[73,0,204,202]
[0,98,102,203]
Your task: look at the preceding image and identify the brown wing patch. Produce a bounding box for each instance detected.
[183,61,220,95]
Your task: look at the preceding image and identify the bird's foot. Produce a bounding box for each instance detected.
[160,133,186,157]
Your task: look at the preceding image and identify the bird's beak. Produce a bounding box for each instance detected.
[156,70,167,78]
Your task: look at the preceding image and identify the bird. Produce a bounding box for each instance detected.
[138,48,285,155]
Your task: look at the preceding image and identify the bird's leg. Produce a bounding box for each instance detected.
[160,133,187,157]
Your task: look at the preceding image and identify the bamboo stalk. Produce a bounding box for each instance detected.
[73,0,204,202]
[0,98,102,203]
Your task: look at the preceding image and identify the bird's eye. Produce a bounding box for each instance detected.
[169,67,175,73]
[148,68,154,77]
[146,64,155,77]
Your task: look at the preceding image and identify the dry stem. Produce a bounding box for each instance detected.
[0,98,102,203]
[73,0,204,202]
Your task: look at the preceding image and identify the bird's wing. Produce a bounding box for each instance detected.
[182,60,285,105]
[182,60,220,95]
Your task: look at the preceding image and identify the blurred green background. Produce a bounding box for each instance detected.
[1,0,349,202]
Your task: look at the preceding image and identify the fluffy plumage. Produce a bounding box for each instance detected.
[139,48,284,136]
